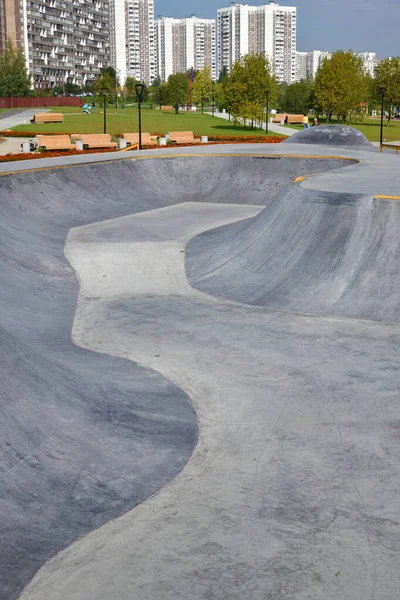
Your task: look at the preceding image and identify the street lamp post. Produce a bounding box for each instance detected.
[212,84,215,118]
[135,82,145,150]
[379,86,387,148]
[102,88,108,134]
[265,90,270,135]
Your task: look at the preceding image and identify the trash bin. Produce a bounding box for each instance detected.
[75,140,84,151]
[201,136,208,143]
[119,139,127,149]
[22,141,31,153]
[159,137,167,146]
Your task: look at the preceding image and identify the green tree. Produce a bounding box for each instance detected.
[192,65,212,113]
[125,76,137,96]
[281,80,313,115]
[313,50,366,122]
[218,66,229,84]
[167,72,190,113]
[0,38,30,98]
[93,72,115,102]
[152,82,168,108]
[102,66,117,88]
[375,57,400,124]
[223,53,277,127]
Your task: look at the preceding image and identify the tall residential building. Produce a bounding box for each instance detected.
[305,50,331,79]
[110,0,127,84]
[0,0,110,90]
[217,1,297,84]
[156,16,216,82]
[125,0,156,84]
[357,51,377,77]
[295,51,307,81]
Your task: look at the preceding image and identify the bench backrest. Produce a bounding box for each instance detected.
[272,113,287,123]
[168,131,195,141]
[160,105,173,111]
[37,135,73,148]
[81,134,112,143]
[287,114,304,124]
[123,132,152,144]
[34,113,64,122]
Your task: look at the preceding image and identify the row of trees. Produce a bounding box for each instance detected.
[0,39,31,98]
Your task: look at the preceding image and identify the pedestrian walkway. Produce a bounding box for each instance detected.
[207,110,297,136]
[0,108,49,131]
[0,137,32,155]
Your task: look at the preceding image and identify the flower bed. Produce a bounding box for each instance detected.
[0,147,117,163]
[208,135,285,143]
[0,130,68,137]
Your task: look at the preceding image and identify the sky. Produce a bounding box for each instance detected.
[155,0,397,58]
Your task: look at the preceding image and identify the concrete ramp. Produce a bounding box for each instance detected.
[187,187,400,322]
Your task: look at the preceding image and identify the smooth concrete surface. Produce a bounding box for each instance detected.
[0,146,399,600]
[187,184,400,322]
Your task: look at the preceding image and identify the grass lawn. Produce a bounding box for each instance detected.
[281,117,400,142]
[10,106,283,138]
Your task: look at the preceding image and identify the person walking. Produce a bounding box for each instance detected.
[302,114,309,129]
[91,101,95,113]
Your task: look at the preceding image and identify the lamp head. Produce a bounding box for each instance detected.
[379,86,387,95]
[102,87,108,97]
[135,82,145,99]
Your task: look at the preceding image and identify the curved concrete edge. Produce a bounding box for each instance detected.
[18,202,400,600]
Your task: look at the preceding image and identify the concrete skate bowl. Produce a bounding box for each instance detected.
[0,155,354,600]
[282,124,373,147]
[187,183,400,322]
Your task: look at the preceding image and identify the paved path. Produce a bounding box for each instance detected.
[0,108,48,131]
[0,137,32,155]
[208,110,298,136]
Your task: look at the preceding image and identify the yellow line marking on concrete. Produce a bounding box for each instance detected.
[375,195,400,200]
[294,175,310,182]
[0,152,359,177]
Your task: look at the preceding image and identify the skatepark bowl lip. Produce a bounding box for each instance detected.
[0,150,360,178]
[1,148,389,600]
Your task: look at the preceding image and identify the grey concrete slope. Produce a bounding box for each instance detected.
[283,124,373,147]
[0,156,338,599]
[20,203,400,600]
[186,185,400,322]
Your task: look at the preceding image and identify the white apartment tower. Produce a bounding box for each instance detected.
[110,0,156,84]
[0,0,110,89]
[295,51,308,81]
[156,16,216,82]
[110,0,127,84]
[217,2,297,84]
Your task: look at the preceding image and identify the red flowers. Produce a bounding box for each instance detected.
[0,148,117,163]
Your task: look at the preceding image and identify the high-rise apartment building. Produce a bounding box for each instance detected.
[0,0,110,90]
[295,51,307,81]
[126,0,156,84]
[110,0,155,85]
[357,51,378,77]
[156,16,216,82]
[217,1,297,84]
[305,50,331,79]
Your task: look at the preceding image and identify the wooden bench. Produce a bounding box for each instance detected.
[31,113,64,124]
[37,135,75,151]
[123,132,157,147]
[168,131,200,145]
[160,105,173,111]
[80,134,118,149]
[272,113,287,123]
[380,143,400,155]
[287,114,305,124]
